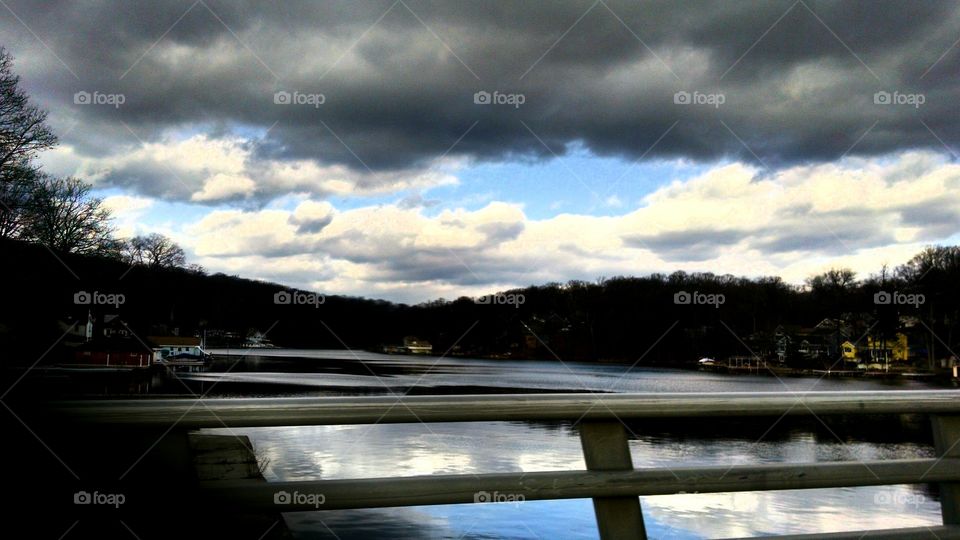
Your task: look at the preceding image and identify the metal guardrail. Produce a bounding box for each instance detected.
[48,391,960,539]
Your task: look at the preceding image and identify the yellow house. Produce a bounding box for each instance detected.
[841,341,858,361]
[842,334,909,363]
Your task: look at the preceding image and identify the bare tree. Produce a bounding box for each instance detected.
[805,268,858,363]
[0,163,38,238]
[23,175,115,254]
[124,233,186,268]
[1,48,56,170]
[805,268,857,291]
[0,47,57,238]
[897,246,960,369]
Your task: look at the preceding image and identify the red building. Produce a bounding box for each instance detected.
[71,343,152,369]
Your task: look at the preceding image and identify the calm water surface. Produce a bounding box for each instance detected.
[200,349,944,539]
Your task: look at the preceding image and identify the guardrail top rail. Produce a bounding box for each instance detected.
[44,390,960,428]
[41,390,960,540]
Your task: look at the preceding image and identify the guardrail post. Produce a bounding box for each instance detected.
[579,421,646,540]
[932,415,960,524]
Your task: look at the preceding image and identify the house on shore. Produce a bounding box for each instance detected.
[383,336,433,355]
[148,335,206,362]
[243,330,276,348]
[403,336,433,354]
[840,333,909,367]
[70,340,153,369]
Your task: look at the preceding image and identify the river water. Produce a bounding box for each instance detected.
[197,349,945,539]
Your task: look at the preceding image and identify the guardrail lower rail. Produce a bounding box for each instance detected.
[48,391,960,539]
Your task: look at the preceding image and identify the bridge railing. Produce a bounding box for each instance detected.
[47,390,960,540]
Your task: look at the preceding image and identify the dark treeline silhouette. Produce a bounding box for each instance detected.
[412,251,959,368]
[2,236,959,369]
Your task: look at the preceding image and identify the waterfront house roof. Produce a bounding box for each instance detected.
[148,336,201,347]
[77,338,153,354]
[403,336,431,347]
[899,315,920,328]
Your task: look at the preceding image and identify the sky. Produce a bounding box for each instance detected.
[2,0,959,303]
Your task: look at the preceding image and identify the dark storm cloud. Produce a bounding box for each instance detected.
[621,198,954,261]
[289,213,334,234]
[95,160,198,200]
[3,0,959,201]
[749,208,896,255]
[477,221,525,243]
[397,193,441,209]
[897,200,960,239]
[624,229,746,261]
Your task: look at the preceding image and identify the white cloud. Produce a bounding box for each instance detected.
[187,208,301,257]
[290,200,336,233]
[191,173,256,201]
[101,195,154,238]
[158,152,960,302]
[604,195,623,207]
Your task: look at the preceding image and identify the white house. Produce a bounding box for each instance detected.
[148,336,205,362]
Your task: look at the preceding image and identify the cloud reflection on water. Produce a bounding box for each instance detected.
[208,419,940,539]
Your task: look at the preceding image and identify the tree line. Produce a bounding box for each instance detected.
[403,246,959,369]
